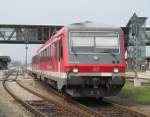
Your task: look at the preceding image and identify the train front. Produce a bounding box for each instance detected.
[64,23,125,98]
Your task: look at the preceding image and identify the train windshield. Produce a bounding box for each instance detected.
[70,32,119,54]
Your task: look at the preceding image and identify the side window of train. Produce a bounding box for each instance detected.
[45,49,47,57]
[59,36,63,61]
[54,43,57,60]
[51,44,54,59]
[44,49,46,57]
[51,43,56,60]
[40,52,42,62]
[47,47,49,57]
[49,45,52,60]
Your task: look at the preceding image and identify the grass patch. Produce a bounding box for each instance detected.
[119,81,150,105]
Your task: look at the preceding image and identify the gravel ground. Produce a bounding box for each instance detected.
[18,77,93,115]
[6,81,42,101]
[19,78,73,106]
[0,80,33,117]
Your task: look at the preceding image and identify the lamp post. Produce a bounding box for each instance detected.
[25,42,28,73]
[21,28,28,74]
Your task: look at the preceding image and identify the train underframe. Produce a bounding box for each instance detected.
[31,70,125,98]
[64,75,125,98]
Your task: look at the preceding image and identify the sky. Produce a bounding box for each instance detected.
[0,0,150,63]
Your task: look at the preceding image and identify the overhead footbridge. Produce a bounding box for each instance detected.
[0,24,63,44]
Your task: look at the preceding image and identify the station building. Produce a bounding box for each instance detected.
[0,53,11,70]
[126,46,150,71]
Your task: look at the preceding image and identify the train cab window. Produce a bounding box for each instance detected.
[70,32,119,53]
[95,36,119,53]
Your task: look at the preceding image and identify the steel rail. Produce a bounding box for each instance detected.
[103,98,150,117]
[37,79,150,117]
[126,72,150,80]
[18,72,150,117]
[126,76,150,86]
[39,81,105,117]
[2,71,46,117]
[16,79,101,117]
[4,71,92,117]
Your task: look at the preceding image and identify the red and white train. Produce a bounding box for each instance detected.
[32,22,126,98]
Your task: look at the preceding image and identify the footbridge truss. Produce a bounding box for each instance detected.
[0,24,62,44]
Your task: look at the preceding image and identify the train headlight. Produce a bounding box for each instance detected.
[73,68,78,73]
[114,68,119,73]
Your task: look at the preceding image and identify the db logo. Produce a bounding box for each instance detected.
[92,67,99,72]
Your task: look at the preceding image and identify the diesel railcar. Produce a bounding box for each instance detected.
[32,22,126,98]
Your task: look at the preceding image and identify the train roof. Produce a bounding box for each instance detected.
[35,22,122,54]
[67,21,122,31]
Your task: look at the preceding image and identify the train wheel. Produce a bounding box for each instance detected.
[97,97,103,100]
[61,86,70,99]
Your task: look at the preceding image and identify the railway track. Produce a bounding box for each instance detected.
[104,98,150,117]
[16,78,103,117]
[139,73,150,80]
[126,73,150,86]
[78,98,150,117]
[126,72,150,80]
[3,71,97,117]
[17,74,150,117]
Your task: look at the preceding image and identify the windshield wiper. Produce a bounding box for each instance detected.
[71,46,79,64]
[110,51,118,62]
[96,49,118,61]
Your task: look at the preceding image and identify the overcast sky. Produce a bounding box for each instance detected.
[0,0,150,63]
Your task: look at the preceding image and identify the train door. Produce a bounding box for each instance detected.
[51,43,56,72]
[58,36,63,75]
[54,42,58,71]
